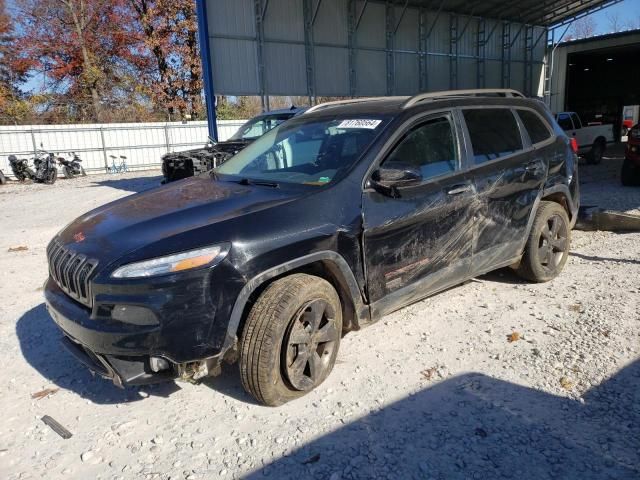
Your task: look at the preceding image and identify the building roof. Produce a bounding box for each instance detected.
[392,0,623,27]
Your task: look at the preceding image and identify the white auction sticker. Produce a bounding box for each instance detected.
[337,119,382,130]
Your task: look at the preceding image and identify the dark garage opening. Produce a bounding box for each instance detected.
[565,41,640,138]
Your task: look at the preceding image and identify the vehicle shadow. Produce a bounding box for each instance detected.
[15,304,181,404]
[477,267,528,285]
[91,175,164,194]
[245,361,640,480]
[570,251,640,265]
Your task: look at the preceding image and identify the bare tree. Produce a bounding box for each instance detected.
[605,11,622,32]
[568,16,597,39]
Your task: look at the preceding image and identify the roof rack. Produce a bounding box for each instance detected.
[305,97,407,114]
[403,89,526,109]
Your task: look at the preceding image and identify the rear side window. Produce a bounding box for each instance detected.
[557,113,573,131]
[517,110,552,145]
[384,116,458,180]
[463,109,523,164]
[570,113,582,129]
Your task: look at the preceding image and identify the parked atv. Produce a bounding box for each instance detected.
[8,155,35,181]
[58,152,86,178]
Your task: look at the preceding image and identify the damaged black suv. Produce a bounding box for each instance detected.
[45,89,579,406]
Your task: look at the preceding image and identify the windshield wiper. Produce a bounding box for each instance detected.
[235,178,279,188]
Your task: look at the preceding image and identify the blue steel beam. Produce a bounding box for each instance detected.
[195,0,218,141]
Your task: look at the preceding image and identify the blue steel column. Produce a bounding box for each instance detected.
[196,0,218,141]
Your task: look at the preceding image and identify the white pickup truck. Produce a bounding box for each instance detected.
[555,112,615,164]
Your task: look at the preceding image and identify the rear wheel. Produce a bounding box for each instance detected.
[240,274,342,406]
[517,201,571,283]
[586,140,605,165]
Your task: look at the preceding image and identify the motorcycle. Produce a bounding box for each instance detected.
[0,169,6,185]
[8,154,36,181]
[58,152,86,178]
[32,150,58,185]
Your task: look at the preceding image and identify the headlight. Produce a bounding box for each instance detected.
[111,245,228,279]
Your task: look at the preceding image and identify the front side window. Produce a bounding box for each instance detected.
[518,109,552,145]
[557,113,574,131]
[463,108,523,164]
[383,116,458,180]
[216,117,389,185]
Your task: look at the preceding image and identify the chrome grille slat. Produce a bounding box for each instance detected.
[46,240,98,308]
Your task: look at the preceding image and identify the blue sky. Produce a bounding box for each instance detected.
[10,0,640,93]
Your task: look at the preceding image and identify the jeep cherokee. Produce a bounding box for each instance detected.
[44,89,579,406]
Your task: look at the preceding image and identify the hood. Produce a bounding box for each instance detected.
[57,175,302,264]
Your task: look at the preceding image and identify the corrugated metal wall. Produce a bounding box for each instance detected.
[206,0,547,98]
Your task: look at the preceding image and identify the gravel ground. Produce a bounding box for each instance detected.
[0,147,638,480]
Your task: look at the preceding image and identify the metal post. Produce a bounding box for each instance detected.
[303,0,317,104]
[99,127,109,171]
[195,0,218,141]
[449,14,458,90]
[347,0,357,97]
[501,22,511,88]
[385,1,395,96]
[30,130,37,158]
[477,18,486,89]
[418,8,427,92]
[254,0,268,112]
[164,124,171,154]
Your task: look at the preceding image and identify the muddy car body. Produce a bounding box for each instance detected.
[161,108,305,183]
[45,90,579,405]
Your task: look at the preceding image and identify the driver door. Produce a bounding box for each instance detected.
[362,112,476,318]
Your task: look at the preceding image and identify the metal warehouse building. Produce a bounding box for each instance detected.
[195,0,625,139]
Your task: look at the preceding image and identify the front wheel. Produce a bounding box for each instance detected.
[44,168,57,185]
[240,274,343,406]
[63,166,74,179]
[0,170,6,185]
[517,201,571,283]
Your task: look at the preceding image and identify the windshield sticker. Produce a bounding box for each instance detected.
[318,177,331,183]
[337,119,382,130]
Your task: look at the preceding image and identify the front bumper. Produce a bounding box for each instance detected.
[44,259,245,385]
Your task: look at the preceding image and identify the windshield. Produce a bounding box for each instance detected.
[216,117,389,186]
[230,114,295,141]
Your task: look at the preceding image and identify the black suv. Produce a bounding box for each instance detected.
[161,107,305,183]
[45,90,579,406]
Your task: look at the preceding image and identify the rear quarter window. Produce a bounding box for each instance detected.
[463,108,523,164]
[517,110,553,145]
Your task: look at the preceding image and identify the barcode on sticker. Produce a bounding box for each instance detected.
[337,119,382,130]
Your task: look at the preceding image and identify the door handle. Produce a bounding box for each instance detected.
[447,185,473,195]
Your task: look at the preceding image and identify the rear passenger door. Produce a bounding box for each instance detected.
[461,107,546,275]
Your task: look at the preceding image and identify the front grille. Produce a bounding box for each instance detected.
[47,240,99,308]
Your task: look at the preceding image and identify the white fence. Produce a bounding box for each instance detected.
[0,120,247,177]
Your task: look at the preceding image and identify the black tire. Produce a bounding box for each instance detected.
[586,140,605,165]
[25,168,35,180]
[80,166,87,177]
[0,170,6,185]
[621,158,639,187]
[44,168,57,185]
[63,166,74,179]
[240,274,343,406]
[517,201,571,283]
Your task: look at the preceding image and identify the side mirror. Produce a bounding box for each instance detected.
[372,163,423,189]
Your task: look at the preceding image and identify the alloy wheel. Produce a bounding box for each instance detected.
[283,299,340,391]
[538,214,568,271]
